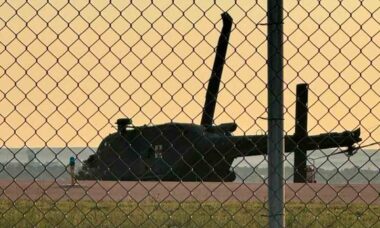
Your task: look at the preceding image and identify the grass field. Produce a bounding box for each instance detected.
[0,199,379,227]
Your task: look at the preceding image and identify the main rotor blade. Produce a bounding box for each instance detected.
[201,12,233,126]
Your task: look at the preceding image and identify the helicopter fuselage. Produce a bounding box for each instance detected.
[80,122,361,181]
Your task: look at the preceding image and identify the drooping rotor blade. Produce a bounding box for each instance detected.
[201,12,233,126]
[214,128,362,157]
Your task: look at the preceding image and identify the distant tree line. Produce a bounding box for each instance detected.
[0,162,69,180]
[1,162,379,184]
[233,166,380,184]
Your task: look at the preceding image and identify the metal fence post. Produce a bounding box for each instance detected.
[267,0,285,227]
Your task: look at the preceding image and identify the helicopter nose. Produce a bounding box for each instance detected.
[86,155,97,168]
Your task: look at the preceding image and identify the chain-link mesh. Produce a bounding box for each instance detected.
[0,0,379,227]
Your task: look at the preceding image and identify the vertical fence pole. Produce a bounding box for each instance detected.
[267,0,284,227]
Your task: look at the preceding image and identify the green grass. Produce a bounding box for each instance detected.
[0,199,379,227]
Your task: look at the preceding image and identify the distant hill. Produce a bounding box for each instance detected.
[2,147,378,168]
[233,166,380,184]
[1,160,379,184]
[0,147,96,165]
[233,148,380,170]
[0,147,379,184]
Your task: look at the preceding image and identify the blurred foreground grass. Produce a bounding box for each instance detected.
[0,199,379,227]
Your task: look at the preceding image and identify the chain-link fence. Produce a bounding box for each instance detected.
[0,0,379,227]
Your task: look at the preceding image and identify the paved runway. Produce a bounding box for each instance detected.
[1,180,379,204]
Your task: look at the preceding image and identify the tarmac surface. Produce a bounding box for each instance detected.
[0,180,379,204]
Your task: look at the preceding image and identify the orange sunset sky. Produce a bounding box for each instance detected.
[0,0,379,148]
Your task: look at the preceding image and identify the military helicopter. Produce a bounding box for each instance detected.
[77,13,361,182]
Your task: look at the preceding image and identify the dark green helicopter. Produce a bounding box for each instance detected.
[78,13,361,182]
